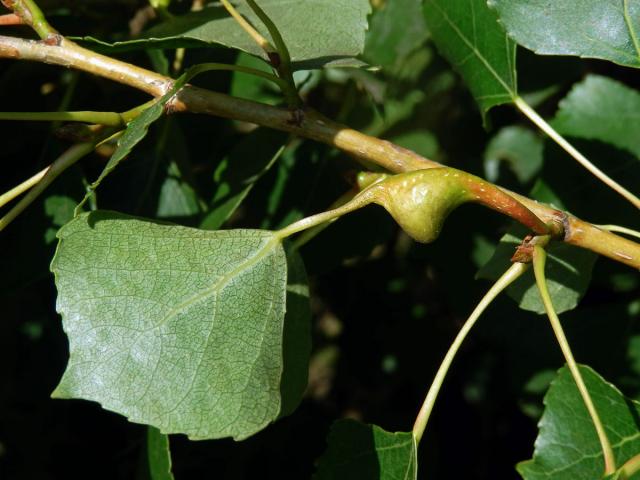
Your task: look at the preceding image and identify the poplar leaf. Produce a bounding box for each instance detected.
[51,211,299,440]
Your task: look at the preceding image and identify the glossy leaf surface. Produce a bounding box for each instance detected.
[423,0,517,118]
[518,365,640,480]
[490,0,640,68]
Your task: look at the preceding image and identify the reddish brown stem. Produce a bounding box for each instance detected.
[0,13,23,25]
[0,34,638,269]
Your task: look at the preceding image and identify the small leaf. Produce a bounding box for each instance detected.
[489,0,640,68]
[76,67,199,211]
[478,224,597,314]
[552,75,640,159]
[484,126,543,183]
[314,420,417,480]
[423,0,517,119]
[147,426,174,480]
[51,211,292,440]
[80,0,372,71]
[156,162,202,219]
[200,128,288,230]
[518,365,640,480]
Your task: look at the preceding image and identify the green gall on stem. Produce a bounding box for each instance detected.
[361,168,549,243]
[280,168,549,243]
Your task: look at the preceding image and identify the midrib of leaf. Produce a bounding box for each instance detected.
[623,0,640,62]
[430,0,516,97]
[157,235,280,328]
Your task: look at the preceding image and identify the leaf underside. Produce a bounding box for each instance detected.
[51,211,293,440]
[79,0,372,71]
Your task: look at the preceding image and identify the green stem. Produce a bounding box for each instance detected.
[0,165,48,209]
[1,35,640,268]
[276,188,376,240]
[514,96,640,210]
[244,0,300,107]
[291,190,356,250]
[245,0,290,66]
[412,262,529,444]
[0,110,125,126]
[220,0,276,54]
[6,0,56,40]
[619,452,640,480]
[532,244,616,475]
[0,141,96,231]
[186,62,290,92]
[597,224,640,241]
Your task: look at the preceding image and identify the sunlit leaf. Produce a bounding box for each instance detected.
[518,365,640,479]
[423,0,517,119]
[490,0,640,68]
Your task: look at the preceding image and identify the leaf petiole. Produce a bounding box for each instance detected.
[0,141,98,232]
[532,244,616,475]
[514,96,640,210]
[412,261,529,444]
[0,165,48,210]
[596,224,640,241]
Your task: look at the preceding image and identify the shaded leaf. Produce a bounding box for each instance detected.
[364,0,430,73]
[278,245,311,418]
[489,0,640,69]
[80,0,372,71]
[200,128,288,230]
[156,162,202,219]
[391,130,439,159]
[314,420,417,480]
[76,65,206,211]
[484,126,543,183]
[230,53,282,104]
[552,75,640,159]
[478,225,597,314]
[51,211,292,440]
[147,426,174,480]
[518,365,640,480]
[423,0,517,119]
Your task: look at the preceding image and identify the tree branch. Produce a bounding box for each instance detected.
[0,34,638,269]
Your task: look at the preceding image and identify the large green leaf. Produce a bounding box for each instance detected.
[518,365,640,480]
[489,0,640,69]
[51,211,296,440]
[81,0,371,71]
[314,420,417,480]
[478,225,597,315]
[423,0,517,118]
[552,75,640,159]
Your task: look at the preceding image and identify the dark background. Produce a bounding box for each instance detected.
[1,1,639,478]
